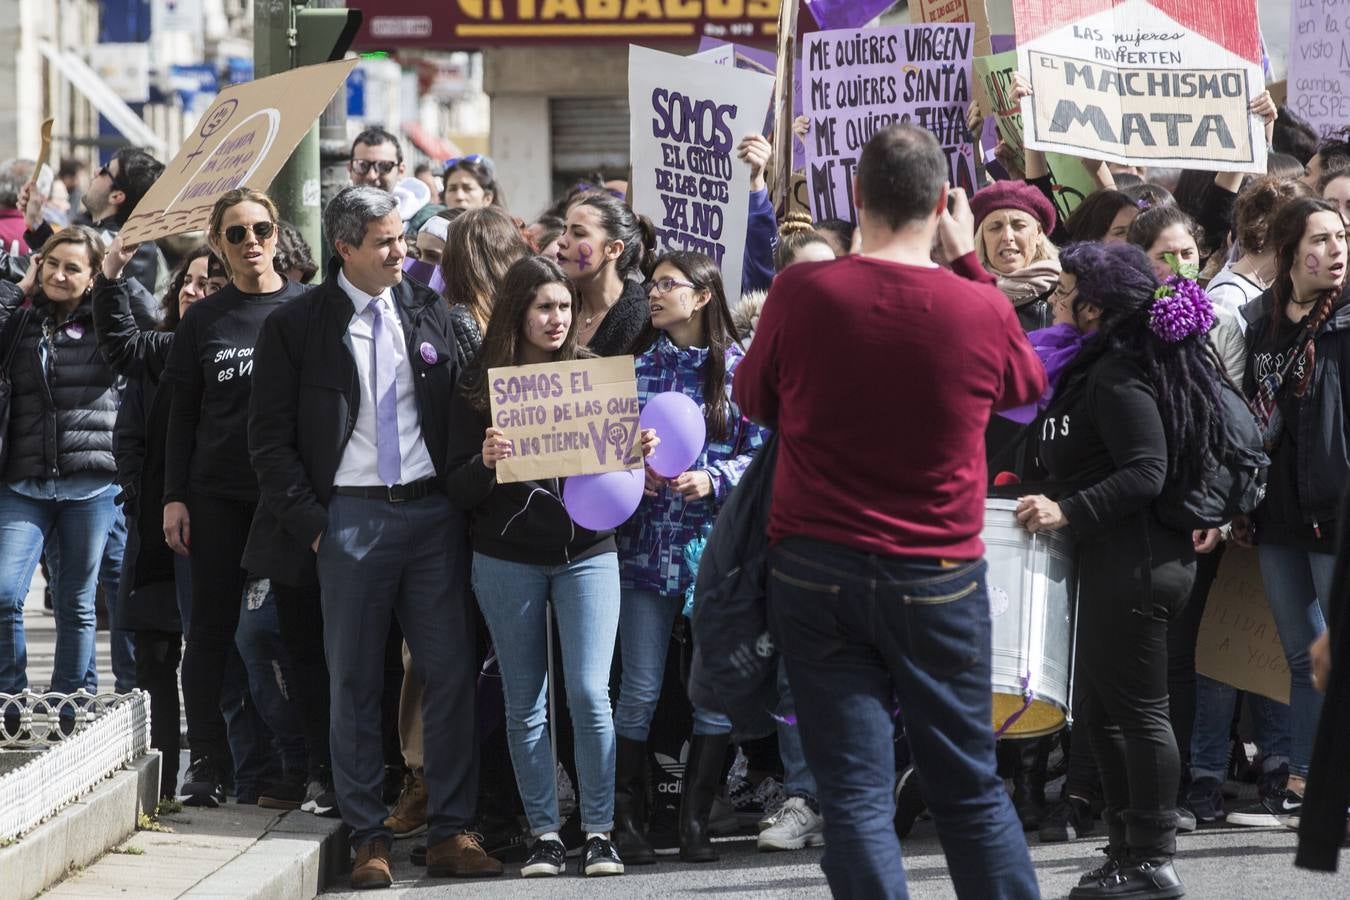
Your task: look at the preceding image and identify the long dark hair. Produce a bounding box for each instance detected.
[1267,197,1345,394]
[441,207,532,330]
[1063,189,1137,242]
[161,246,226,332]
[1059,241,1223,494]
[569,191,658,281]
[467,255,582,411]
[629,251,742,442]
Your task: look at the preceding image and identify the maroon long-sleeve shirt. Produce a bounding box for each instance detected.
[734,252,1046,560]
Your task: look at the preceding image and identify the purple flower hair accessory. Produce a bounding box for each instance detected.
[1148,275,1215,343]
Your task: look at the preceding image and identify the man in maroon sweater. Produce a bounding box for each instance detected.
[735,124,1045,899]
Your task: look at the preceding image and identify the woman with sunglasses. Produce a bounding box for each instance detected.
[162,188,309,807]
[442,155,505,211]
[612,252,768,865]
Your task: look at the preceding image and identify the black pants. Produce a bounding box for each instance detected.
[182,494,255,759]
[273,581,331,774]
[1075,518,1195,860]
[136,628,182,796]
[1166,543,1226,784]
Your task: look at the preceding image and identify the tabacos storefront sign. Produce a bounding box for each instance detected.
[353,0,781,48]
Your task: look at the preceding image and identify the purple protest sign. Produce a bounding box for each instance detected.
[802,23,977,223]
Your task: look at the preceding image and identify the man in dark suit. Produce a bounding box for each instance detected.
[247,185,496,889]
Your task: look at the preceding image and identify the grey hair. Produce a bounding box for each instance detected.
[324,185,399,249]
[0,159,30,208]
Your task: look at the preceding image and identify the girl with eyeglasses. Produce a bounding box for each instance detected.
[611,252,769,865]
[161,188,309,807]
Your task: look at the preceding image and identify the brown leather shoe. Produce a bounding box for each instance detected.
[383,771,427,839]
[426,832,504,878]
[351,838,393,890]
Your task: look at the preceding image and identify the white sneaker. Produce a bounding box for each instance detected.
[757,797,825,851]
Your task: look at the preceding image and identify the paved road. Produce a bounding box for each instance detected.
[321,817,1343,899]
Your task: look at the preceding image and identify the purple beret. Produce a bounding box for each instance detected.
[970,180,1057,235]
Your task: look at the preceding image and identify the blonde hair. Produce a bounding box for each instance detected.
[975,210,1058,272]
[208,188,279,276]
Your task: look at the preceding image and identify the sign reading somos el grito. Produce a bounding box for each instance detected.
[1012,0,1266,173]
[489,356,643,484]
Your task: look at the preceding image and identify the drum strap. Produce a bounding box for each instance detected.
[993,672,1036,738]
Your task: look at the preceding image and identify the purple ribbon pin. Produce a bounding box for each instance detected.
[419,341,438,365]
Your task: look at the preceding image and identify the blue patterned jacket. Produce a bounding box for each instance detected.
[617,334,769,597]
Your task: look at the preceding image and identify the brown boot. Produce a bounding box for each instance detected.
[426,832,504,878]
[383,770,427,839]
[351,837,393,890]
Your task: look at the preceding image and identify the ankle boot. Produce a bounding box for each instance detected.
[1008,737,1050,830]
[678,732,731,863]
[613,736,656,865]
[1079,808,1128,886]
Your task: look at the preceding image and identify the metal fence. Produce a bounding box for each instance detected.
[0,690,151,843]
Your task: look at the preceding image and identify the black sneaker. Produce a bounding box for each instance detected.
[258,774,306,810]
[1039,795,1096,843]
[648,804,680,856]
[580,836,624,877]
[179,757,226,808]
[1257,762,1289,800]
[1227,787,1302,828]
[893,766,926,839]
[1183,776,1224,824]
[300,768,340,818]
[520,838,565,877]
[1070,857,1184,899]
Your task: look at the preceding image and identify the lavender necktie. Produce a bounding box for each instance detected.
[368,296,401,486]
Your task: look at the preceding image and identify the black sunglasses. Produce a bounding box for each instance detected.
[224,222,276,245]
[351,159,399,176]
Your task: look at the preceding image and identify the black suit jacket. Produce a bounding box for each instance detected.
[243,264,461,586]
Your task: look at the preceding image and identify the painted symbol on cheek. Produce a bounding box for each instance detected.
[577,243,593,271]
[1306,253,1321,277]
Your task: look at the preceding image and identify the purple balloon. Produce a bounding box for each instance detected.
[563,469,645,531]
[639,391,706,479]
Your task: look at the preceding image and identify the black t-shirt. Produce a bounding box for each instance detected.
[163,280,307,503]
[1246,313,1336,549]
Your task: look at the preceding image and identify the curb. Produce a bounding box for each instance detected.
[183,811,349,900]
[0,751,161,900]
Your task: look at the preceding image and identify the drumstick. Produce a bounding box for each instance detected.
[37,118,54,172]
[33,118,55,200]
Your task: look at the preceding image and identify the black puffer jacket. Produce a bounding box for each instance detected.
[0,282,155,483]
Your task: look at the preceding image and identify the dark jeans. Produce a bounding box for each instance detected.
[768,537,1038,900]
[318,493,479,847]
[1076,521,1195,860]
[273,581,331,773]
[238,579,308,779]
[135,628,181,797]
[1166,544,1225,785]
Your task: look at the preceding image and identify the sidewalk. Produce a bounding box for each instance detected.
[14,570,347,900]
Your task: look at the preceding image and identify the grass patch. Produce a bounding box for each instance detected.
[155,798,183,816]
[137,813,171,833]
[111,845,145,855]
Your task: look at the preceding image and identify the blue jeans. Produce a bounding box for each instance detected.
[615,587,730,742]
[474,552,621,835]
[775,658,817,802]
[237,579,308,778]
[1256,543,1334,777]
[768,538,1037,900]
[1189,675,1291,782]
[0,484,119,693]
[96,503,135,693]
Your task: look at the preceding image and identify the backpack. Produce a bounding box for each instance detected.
[1154,378,1269,531]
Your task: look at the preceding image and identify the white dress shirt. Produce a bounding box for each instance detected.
[333,269,437,486]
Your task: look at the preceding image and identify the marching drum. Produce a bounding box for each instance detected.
[983,498,1077,738]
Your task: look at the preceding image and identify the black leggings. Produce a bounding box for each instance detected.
[273,581,331,774]
[1165,544,1226,782]
[1075,519,1195,860]
[181,494,255,759]
[136,629,182,796]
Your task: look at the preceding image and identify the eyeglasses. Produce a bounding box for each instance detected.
[97,165,119,187]
[224,222,276,245]
[444,153,485,170]
[648,277,696,295]
[351,159,399,176]
[575,181,626,200]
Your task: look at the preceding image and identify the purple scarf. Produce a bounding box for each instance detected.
[998,324,1088,425]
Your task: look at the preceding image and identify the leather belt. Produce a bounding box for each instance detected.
[332,478,439,503]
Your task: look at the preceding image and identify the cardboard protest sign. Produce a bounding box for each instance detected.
[629,46,775,308]
[802,23,978,223]
[1011,0,1266,173]
[1195,547,1291,705]
[1288,2,1350,140]
[911,0,995,61]
[120,58,358,244]
[489,357,642,485]
[691,44,735,66]
[975,50,1098,221]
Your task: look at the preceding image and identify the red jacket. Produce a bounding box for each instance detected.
[0,208,30,255]
[734,252,1045,560]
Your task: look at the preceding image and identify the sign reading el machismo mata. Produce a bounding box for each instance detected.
[1012,0,1266,173]
[801,23,977,223]
[120,59,358,244]
[489,357,643,485]
[629,45,775,308]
